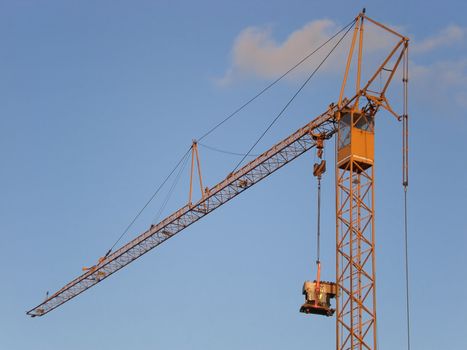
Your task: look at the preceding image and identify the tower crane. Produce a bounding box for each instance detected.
[27,11,409,350]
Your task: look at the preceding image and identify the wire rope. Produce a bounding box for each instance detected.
[103,16,357,256]
[196,18,357,142]
[153,150,191,224]
[402,44,411,350]
[404,187,411,350]
[105,146,192,255]
[232,21,356,172]
[198,142,259,157]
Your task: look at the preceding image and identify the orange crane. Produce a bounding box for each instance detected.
[27,10,409,350]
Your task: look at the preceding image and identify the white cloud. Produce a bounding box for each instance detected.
[412,25,465,54]
[226,20,336,81]
[411,59,467,109]
[217,20,336,85]
[409,25,467,111]
[412,59,467,85]
[218,20,467,111]
[217,19,397,85]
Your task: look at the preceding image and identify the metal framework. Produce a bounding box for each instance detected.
[335,150,377,350]
[27,12,409,350]
[334,13,409,350]
[27,105,338,317]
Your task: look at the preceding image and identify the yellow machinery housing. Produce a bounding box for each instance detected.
[337,108,374,171]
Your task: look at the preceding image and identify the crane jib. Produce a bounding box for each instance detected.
[27,106,338,317]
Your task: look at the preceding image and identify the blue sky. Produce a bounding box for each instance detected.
[1,1,466,349]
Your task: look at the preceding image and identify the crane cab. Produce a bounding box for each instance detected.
[300,280,337,317]
[336,108,374,171]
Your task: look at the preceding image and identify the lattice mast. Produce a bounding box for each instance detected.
[334,12,409,350]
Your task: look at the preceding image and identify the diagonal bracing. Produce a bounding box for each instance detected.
[27,105,338,317]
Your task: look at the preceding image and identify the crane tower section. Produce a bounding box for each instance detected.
[335,107,376,349]
[332,11,409,349]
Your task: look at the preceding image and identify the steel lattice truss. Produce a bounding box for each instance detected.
[27,106,338,317]
[336,160,376,350]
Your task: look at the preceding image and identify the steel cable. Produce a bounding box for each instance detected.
[106,146,192,255]
[153,150,191,224]
[403,44,411,350]
[196,18,357,143]
[232,21,356,172]
[105,17,357,257]
[198,142,259,157]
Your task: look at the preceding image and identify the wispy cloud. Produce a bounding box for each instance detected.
[218,20,467,110]
[217,19,396,85]
[410,26,467,110]
[218,20,337,85]
[412,59,467,109]
[412,25,465,53]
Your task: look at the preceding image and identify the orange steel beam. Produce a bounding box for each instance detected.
[338,14,360,107]
[188,141,205,205]
[194,143,204,198]
[354,14,364,109]
[27,104,339,317]
[189,142,195,204]
[363,15,408,41]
